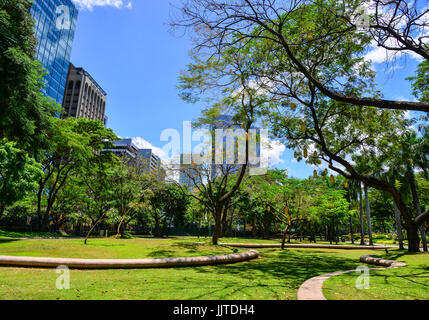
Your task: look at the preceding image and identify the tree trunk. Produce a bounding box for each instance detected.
[409,171,428,252]
[212,217,222,245]
[359,182,366,245]
[364,184,373,246]
[393,202,405,250]
[348,193,354,244]
[335,223,339,244]
[197,218,201,239]
[263,221,270,239]
[227,210,234,237]
[0,205,5,221]
[154,213,161,238]
[406,225,421,252]
[221,205,228,238]
[116,220,126,238]
[281,224,291,249]
[37,186,43,232]
[328,224,332,244]
[392,191,421,252]
[85,212,106,245]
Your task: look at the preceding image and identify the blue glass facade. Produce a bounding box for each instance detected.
[30,0,78,104]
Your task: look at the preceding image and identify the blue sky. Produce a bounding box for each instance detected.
[69,0,422,179]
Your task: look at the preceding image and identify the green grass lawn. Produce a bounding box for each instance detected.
[0,235,426,300]
[0,237,240,259]
[323,252,429,300]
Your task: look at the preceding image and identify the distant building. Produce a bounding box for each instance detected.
[30,0,79,104]
[106,139,162,174]
[62,63,107,125]
[210,115,261,178]
[108,139,140,160]
[179,154,202,190]
[138,149,161,172]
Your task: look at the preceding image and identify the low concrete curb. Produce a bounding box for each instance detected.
[0,250,259,269]
[220,243,393,250]
[359,255,406,268]
[296,255,406,300]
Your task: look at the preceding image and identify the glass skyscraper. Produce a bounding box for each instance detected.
[30,0,78,104]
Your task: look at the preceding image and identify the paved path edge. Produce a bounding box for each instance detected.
[296,255,407,300]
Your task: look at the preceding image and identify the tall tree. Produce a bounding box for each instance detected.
[0,140,43,220]
[363,184,374,246]
[172,0,429,112]
[110,156,153,238]
[36,118,117,231]
[393,202,405,250]
[0,0,58,153]
[174,0,428,251]
[176,64,262,244]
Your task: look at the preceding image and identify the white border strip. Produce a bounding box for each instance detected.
[0,250,259,269]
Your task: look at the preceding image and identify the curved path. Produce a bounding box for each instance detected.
[0,250,258,269]
[297,255,407,300]
[220,243,394,250]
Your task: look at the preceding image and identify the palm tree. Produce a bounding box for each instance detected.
[364,184,374,246]
[357,181,366,245]
[393,202,405,250]
[402,131,429,251]
[387,130,429,251]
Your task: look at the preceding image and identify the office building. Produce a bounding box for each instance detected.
[108,139,140,160]
[107,139,162,174]
[30,0,79,104]
[179,154,202,190]
[138,149,161,172]
[62,63,107,124]
[210,115,261,179]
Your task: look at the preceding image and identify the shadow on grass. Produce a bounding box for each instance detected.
[0,239,22,244]
[148,249,177,258]
[180,249,363,299]
[374,264,429,289]
[171,242,201,250]
[172,241,238,251]
[86,242,127,248]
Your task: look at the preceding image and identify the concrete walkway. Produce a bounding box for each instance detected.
[0,250,259,269]
[297,255,407,300]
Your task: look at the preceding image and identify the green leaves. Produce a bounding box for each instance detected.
[407,60,429,103]
[0,139,43,208]
[0,0,59,154]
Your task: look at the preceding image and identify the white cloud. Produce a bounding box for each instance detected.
[131,137,166,159]
[261,137,286,167]
[72,0,133,10]
[131,135,286,173]
[364,26,426,65]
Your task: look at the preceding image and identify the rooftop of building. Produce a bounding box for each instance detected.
[69,63,107,97]
[138,149,161,160]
